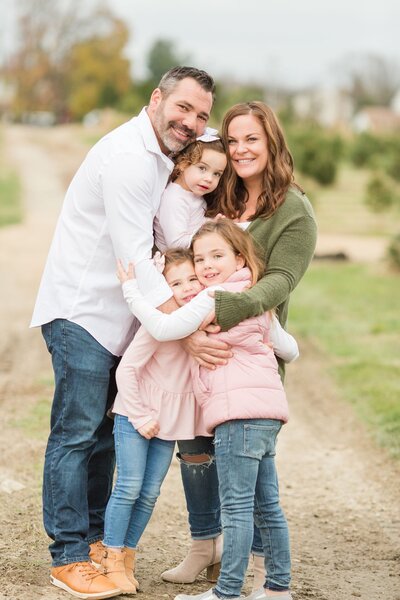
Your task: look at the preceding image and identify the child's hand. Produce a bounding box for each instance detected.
[212,213,226,221]
[117,259,135,283]
[138,419,160,440]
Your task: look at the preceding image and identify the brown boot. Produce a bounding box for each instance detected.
[252,554,266,591]
[101,547,137,594]
[50,561,121,599]
[161,535,222,583]
[89,540,106,567]
[124,547,140,589]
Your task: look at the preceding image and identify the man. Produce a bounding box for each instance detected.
[31,66,217,599]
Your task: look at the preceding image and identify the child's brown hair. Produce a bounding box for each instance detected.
[162,247,194,275]
[171,139,226,182]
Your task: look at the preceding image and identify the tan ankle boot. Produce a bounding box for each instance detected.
[124,547,140,589]
[252,554,266,591]
[161,535,222,583]
[101,547,137,594]
[89,540,106,567]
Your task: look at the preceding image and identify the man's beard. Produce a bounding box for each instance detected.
[154,108,196,153]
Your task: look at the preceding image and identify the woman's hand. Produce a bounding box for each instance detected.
[181,330,232,370]
[117,260,135,283]
[138,419,160,439]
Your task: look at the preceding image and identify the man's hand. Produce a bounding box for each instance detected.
[117,260,135,283]
[138,419,160,439]
[182,330,232,370]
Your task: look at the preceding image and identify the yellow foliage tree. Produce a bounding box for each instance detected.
[5,1,132,122]
[66,16,131,120]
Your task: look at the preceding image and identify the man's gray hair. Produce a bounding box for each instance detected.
[158,66,215,101]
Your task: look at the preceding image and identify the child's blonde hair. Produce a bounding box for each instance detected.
[191,219,265,286]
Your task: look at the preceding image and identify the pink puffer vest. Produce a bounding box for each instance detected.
[191,268,289,434]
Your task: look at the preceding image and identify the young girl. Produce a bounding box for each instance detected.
[118,220,297,600]
[99,248,213,594]
[153,130,226,252]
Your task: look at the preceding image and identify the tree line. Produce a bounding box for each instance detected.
[2,1,399,123]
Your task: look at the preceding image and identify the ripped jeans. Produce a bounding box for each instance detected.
[177,436,263,553]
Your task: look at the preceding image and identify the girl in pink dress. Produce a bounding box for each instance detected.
[100,248,211,593]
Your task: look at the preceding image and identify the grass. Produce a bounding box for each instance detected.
[290,261,400,458]
[0,169,22,226]
[13,397,51,440]
[0,128,22,227]
[299,163,400,237]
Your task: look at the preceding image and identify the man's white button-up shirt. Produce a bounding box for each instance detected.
[31,108,174,356]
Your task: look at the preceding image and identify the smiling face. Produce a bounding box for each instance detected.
[164,260,203,306]
[192,232,245,287]
[175,148,227,196]
[149,78,213,154]
[227,114,269,185]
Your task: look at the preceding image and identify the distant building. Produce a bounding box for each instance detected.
[352,106,400,134]
[291,87,354,128]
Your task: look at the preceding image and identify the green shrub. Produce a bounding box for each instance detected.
[385,148,400,183]
[350,132,384,167]
[289,126,343,186]
[364,174,396,212]
[387,233,400,271]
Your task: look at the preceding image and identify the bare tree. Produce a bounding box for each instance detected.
[335,53,400,110]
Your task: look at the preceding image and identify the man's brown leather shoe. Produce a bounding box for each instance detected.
[50,561,120,599]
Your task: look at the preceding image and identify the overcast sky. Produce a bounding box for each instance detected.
[2,0,399,89]
[109,0,399,88]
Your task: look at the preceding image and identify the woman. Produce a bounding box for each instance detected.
[162,102,317,597]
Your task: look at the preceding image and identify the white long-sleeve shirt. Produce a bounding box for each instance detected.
[153,182,207,252]
[31,109,174,355]
[122,279,299,363]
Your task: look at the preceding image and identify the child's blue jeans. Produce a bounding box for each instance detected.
[104,415,174,548]
[213,419,291,598]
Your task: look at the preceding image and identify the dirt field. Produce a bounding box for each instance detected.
[0,125,399,600]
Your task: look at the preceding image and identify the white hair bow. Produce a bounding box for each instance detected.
[197,127,219,142]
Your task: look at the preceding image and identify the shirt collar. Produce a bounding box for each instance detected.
[135,107,174,170]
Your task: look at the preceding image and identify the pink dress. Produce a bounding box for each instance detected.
[112,326,210,441]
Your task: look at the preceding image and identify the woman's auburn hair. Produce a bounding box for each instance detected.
[206,101,300,220]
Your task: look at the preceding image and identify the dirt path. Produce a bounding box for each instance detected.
[0,125,399,600]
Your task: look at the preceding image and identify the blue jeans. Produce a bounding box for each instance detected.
[42,319,118,566]
[104,415,174,548]
[213,419,291,598]
[177,437,221,539]
[177,438,263,552]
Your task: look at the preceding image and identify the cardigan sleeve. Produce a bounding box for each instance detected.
[215,213,317,331]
